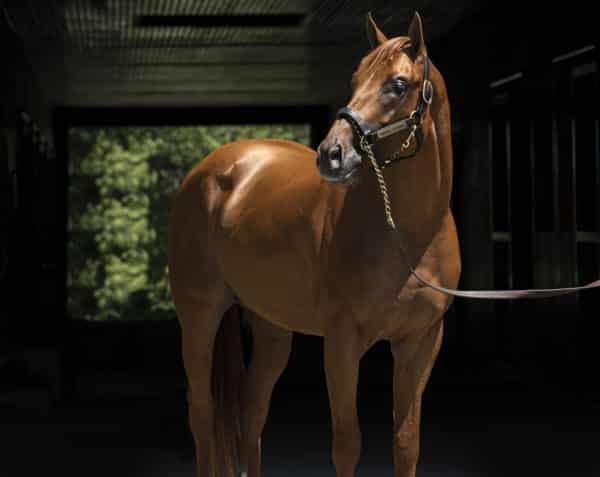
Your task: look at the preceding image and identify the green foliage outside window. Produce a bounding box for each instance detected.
[68,125,310,321]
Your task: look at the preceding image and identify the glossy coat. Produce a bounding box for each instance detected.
[168,12,461,477]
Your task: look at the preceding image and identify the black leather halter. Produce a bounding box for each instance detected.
[336,56,433,169]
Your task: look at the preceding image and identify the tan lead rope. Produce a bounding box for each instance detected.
[358,132,600,300]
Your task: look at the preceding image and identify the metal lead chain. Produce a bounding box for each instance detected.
[359,136,396,231]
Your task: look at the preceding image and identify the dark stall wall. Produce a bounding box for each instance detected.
[0,19,60,402]
[433,2,600,390]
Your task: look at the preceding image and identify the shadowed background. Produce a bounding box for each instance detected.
[1,1,599,476]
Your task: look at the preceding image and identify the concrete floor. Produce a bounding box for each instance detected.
[1,383,599,477]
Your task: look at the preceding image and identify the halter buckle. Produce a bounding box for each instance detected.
[422,79,433,105]
[401,125,417,150]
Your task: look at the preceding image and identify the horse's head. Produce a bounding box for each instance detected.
[317,12,434,184]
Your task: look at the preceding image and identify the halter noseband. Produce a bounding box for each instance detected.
[336,55,433,169]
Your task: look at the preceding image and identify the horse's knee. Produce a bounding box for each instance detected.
[393,430,419,475]
[394,426,418,450]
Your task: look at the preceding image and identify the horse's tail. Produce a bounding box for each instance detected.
[210,304,246,477]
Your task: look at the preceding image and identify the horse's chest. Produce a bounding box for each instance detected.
[325,240,407,301]
[322,242,450,341]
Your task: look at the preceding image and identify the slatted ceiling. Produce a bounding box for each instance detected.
[85,64,314,82]
[135,14,306,28]
[3,0,480,106]
[63,91,331,108]
[66,18,350,48]
[67,55,344,82]
[108,73,317,87]
[67,73,340,92]
[86,80,314,93]
[65,0,313,46]
[113,47,296,65]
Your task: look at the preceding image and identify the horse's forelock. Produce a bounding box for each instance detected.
[353,37,412,85]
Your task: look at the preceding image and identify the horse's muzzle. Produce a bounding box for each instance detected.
[316,142,362,184]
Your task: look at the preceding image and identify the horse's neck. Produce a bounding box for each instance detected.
[388,123,450,232]
[328,87,453,262]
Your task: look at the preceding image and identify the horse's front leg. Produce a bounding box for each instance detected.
[391,319,444,477]
[324,316,369,477]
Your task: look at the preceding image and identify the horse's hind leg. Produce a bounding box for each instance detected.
[177,297,229,477]
[239,313,293,477]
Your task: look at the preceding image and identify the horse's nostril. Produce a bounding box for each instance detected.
[329,144,342,161]
[328,144,342,169]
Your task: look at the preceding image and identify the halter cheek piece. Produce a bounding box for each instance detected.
[336,55,433,169]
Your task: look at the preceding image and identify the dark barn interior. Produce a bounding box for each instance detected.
[1,1,600,476]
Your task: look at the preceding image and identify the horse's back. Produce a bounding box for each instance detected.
[175,138,323,231]
[180,138,314,186]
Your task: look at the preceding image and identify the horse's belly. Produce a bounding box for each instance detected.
[218,247,324,336]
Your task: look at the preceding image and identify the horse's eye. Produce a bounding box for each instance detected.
[391,79,408,97]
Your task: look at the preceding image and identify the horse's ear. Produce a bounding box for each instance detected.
[366,12,388,49]
[408,11,427,58]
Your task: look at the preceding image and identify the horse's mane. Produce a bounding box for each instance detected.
[352,37,411,86]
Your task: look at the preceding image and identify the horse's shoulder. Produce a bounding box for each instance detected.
[414,210,462,292]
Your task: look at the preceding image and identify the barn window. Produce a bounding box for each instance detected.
[67,124,310,321]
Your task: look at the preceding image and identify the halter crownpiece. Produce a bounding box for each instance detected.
[336,55,433,169]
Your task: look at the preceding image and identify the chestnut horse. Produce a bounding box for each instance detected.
[168,12,459,477]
